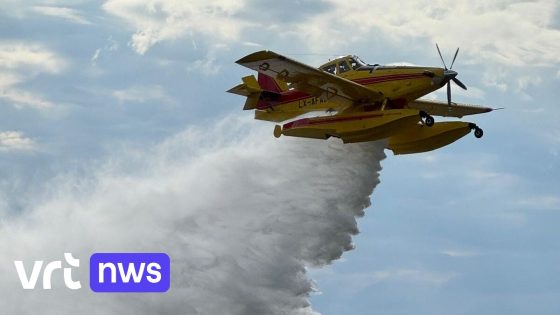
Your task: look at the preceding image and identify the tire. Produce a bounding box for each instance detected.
[474,128,483,138]
[425,115,435,127]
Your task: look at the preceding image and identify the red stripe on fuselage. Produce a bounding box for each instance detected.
[353,73,426,85]
[283,112,408,129]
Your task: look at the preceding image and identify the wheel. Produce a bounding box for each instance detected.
[474,128,483,138]
[425,115,435,127]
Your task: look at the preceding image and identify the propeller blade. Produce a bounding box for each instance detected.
[452,77,467,90]
[450,47,459,69]
[447,82,451,106]
[436,43,447,70]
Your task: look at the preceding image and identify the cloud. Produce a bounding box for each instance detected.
[0,42,65,74]
[185,44,229,76]
[428,84,486,102]
[91,36,119,66]
[386,62,421,67]
[112,85,174,104]
[0,115,385,314]
[0,72,55,109]
[102,0,250,54]
[482,67,508,91]
[0,131,35,151]
[321,0,560,67]
[31,6,91,25]
[0,42,66,109]
[90,48,101,64]
[100,0,560,104]
[0,88,55,109]
[453,85,486,100]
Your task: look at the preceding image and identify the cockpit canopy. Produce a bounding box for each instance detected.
[319,55,371,75]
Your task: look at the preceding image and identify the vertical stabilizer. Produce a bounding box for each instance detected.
[258,73,288,93]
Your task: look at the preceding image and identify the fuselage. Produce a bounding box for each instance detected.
[256,55,446,117]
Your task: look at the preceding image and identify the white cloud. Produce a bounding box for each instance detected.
[482,67,508,91]
[0,72,22,88]
[428,84,486,102]
[252,0,557,96]
[101,0,560,101]
[90,48,101,64]
[322,0,560,67]
[0,42,65,109]
[31,6,91,24]
[0,131,35,151]
[112,85,174,104]
[517,75,543,90]
[0,89,54,109]
[453,85,486,100]
[386,62,420,67]
[91,36,120,66]
[102,0,250,55]
[185,44,228,76]
[0,116,385,314]
[243,41,263,47]
[0,42,66,74]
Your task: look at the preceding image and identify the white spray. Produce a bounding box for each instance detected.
[0,115,386,314]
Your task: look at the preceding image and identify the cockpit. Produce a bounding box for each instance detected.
[320,56,373,75]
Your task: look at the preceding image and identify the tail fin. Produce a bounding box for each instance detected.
[227,75,263,110]
[258,73,288,93]
[228,74,287,110]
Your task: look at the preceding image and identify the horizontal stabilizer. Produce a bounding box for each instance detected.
[227,75,260,97]
[228,74,285,110]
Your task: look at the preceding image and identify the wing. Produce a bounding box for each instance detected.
[408,99,493,118]
[236,50,384,108]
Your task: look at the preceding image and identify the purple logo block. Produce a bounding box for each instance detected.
[90,253,170,292]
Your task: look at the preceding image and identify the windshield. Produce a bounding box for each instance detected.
[349,56,366,70]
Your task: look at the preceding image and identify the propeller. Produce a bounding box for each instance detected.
[436,44,467,106]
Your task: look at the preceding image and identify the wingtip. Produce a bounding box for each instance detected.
[235,50,279,64]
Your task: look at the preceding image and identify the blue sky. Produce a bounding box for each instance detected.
[1,1,559,314]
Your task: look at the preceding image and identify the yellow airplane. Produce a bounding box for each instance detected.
[228,46,494,154]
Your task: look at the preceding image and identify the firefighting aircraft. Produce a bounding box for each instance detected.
[228,46,493,154]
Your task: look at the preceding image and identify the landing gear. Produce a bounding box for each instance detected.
[420,111,435,127]
[468,123,484,138]
[474,127,483,138]
[425,115,435,127]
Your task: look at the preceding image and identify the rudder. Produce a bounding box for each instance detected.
[258,73,288,93]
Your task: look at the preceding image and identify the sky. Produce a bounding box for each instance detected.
[0,0,559,314]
